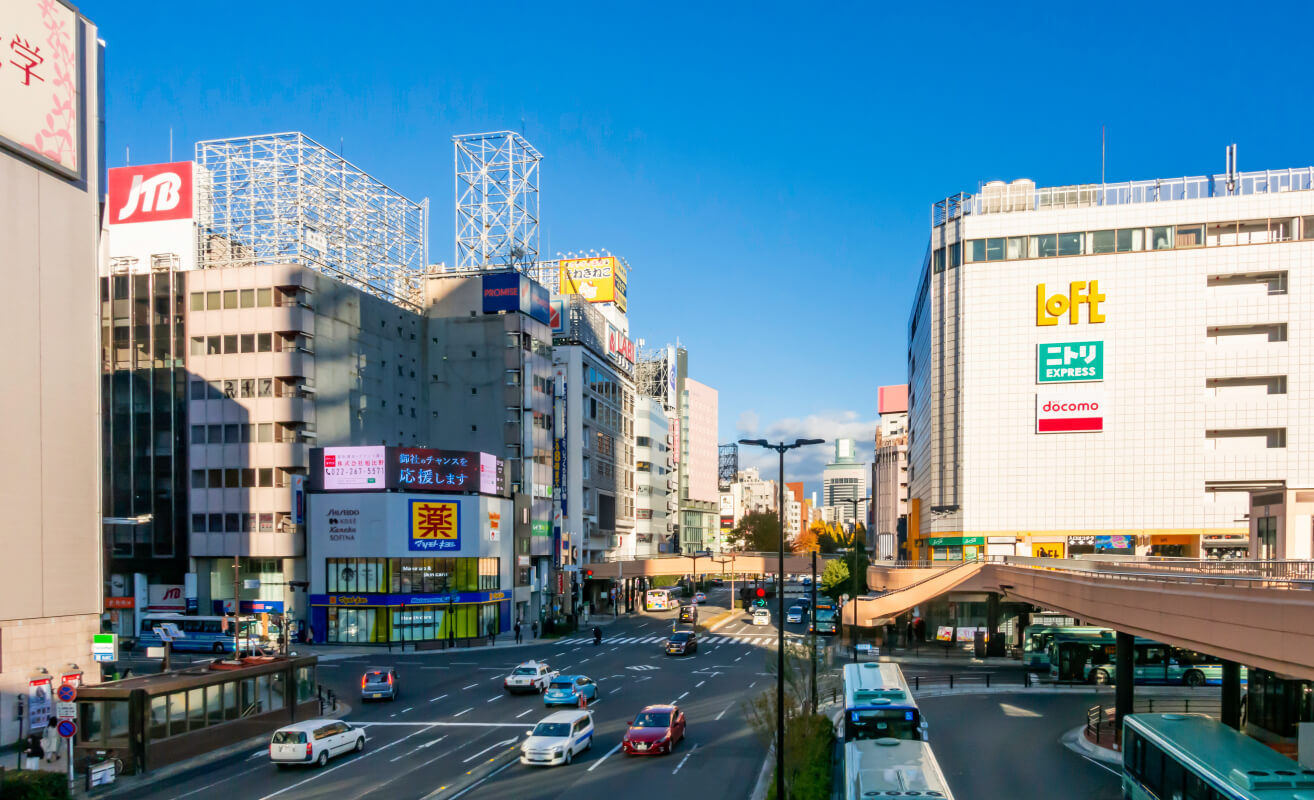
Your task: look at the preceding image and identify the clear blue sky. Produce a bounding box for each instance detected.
[83,0,1314,492]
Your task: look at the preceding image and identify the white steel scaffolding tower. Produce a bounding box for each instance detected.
[195,132,428,310]
[454,131,540,271]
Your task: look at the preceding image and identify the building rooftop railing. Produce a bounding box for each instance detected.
[932,167,1314,227]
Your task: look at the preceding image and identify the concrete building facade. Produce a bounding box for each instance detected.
[679,377,719,552]
[635,395,674,556]
[872,385,909,559]
[823,438,868,528]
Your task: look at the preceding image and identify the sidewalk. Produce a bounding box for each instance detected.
[1062,724,1121,765]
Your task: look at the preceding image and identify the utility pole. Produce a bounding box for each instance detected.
[810,549,818,714]
[232,554,241,659]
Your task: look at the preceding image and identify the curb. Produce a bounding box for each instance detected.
[749,744,775,800]
[1062,724,1121,765]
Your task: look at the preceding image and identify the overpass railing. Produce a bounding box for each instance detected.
[876,555,1314,589]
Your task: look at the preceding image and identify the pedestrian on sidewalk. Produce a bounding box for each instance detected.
[23,733,43,770]
[487,621,496,646]
[43,717,60,763]
[514,620,522,644]
[531,620,538,639]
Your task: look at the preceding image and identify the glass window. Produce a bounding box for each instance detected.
[206,291,221,310]
[1035,234,1057,257]
[190,292,205,311]
[1117,228,1144,252]
[79,701,103,744]
[192,514,206,532]
[1005,236,1027,260]
[985,238,1004,261]
[1091,230,1116,254]
[187,687,205,730]
[1176,224,1203,247]
[223,290,238,309]
[190,336,205,356]
[240,289,255,308]
[257,288,272,307]
[240,379,254,398]
[259,378,273,398]
[1058,232,1084,256]
[240,334,255,353]
[933,248,945,272]
[1150,226,1174,250]
[149,695,168,740]
[224,681,238,721]
[297,667,315,703]
[258,423,273,443]
[207,685,224,726]
[948,242,961,268]
[222,335,237,354]
[206,336,221,355]
[258,333,272,352]
[966,240,985,263]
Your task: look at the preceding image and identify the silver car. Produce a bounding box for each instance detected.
[361,667,399,701]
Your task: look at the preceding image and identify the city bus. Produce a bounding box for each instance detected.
[842,663,926,742]
[1123,713,1314,800]
[1022,625,1111,671]
[645,588,675,611]
[136,614,274,654]
[811,602,838,635]
[844,738,954,800]
[1051,637,1243,687]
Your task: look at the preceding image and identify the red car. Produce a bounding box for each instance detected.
[622,704,687,755]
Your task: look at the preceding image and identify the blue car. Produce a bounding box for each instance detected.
[543,675,598,706]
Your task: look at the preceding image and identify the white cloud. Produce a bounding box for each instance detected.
[731,409,876,498]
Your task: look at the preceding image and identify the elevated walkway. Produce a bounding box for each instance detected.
[591,551,837,579]
[858,557,1314,681]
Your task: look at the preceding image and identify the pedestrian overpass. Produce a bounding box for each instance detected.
[850,556,1314,681]
[589,551,841,580]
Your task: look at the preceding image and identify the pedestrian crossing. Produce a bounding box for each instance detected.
[554,634,779,646]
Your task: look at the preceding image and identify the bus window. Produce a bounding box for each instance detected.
[1142,646,1168,666]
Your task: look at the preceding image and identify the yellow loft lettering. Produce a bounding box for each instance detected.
[1037,280,1105,326]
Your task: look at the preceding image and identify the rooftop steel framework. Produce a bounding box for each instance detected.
[454,131,540,271]
[196,132,428,310]
[718,444,739,491]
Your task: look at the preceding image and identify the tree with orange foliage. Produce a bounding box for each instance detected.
[793,521,827,553]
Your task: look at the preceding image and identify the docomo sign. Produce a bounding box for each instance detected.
[1036,390,1106,434]
[108,162,194,224]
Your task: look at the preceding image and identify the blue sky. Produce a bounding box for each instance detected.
[83,0,1314,492]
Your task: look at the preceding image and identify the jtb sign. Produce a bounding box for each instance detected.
[1036,281,1105,326]
[1038,341,1103,383]
[108,162,194,224]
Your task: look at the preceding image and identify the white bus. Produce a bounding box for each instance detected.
[136,614,274,654]
[844,739,954,799]
[645,588,675,611]
[842,662,926,742]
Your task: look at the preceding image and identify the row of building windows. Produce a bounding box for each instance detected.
[191,377,310,401]
[190,332,309,356]
[934,216,1314,271]
[188,287,307,312]
[192,512,294,534]
[191,422,306,445]
[326,557,499,593]
[191,466,301,490]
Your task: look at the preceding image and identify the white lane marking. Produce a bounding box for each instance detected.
[749,681,757,688]
[554,652,566,657]
[429,694,448,703]
[257,726,434,799]
[390,734,447,762]
[490,675,504,681]
[672,743,698,774]
[169,763,269,799]
[1080,754,1121,776]
[461,737,517,763]
[452,662,478,665]
[608,687,620,694]
[516,708,533,718]
[487,695,502,703]
[453,707,473,717]
[436,759,517,800]
[461,683,478,690]
[695,681,705,688]
[402,707,414,713]
[247,749,265,760]
[356,721,528,727]
[676,691,689,701]
[735,656,743,662]
[587,742,624,772]
[580,657,591,663]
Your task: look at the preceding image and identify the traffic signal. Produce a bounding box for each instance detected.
[754,587,767,607]
[584,569,594,578]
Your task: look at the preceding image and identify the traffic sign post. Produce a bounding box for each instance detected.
[92,633,118,663]
[56,719,76,738]
[56,684,76,703]
[55,702,77,719]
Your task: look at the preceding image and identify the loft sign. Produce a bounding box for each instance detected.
[1036,281,1105,326]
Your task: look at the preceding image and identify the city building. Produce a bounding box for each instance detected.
[823,439,868,528]
[679,377,719,552]
[423,270,554,624]
[634,395,674,556]
[786,482,806,542]
[636,344,680,554]
[872,385,909,559]
[905,163,1314,561]
[0,1,105,744]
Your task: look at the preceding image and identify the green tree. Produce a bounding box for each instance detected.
[728,511,782,552]
[819,558,850,600]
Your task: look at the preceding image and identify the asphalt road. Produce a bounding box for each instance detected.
[919,691,1122,800]
[125,584,823,800]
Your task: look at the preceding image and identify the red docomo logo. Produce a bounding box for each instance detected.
[1042,401,1100,412]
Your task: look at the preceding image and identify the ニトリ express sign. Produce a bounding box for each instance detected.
[1038,340,1103,383]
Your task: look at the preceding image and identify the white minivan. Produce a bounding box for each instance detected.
[752,608,772,626]
[270,719,365,767]
[520,709,593,766]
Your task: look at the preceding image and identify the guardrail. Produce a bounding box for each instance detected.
[877,556,1314,590]
[1086,696,1223,747]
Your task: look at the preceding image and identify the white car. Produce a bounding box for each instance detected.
[752,608,772,626]
[269,719,365,768]
[786,606,804,624]
[505,660,558,694]
[520,709,594,766]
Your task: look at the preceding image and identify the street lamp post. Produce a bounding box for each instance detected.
[710,553,738,615]
[839,496,871,648]
[739,437,825,800]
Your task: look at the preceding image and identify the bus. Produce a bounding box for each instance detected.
[1123,713,1314,800]
[811,602,838,635]
[136,614,275,654]
[1022,625,1111,670]
[645,588,675,611]
[1051,637,1244,687]
[844,739,954,800]
[843,662,925,742]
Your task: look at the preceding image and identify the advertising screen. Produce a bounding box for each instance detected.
[529,281,551,324]
[1,0,82,178]
[479,452,504,495]
[322,446,387,490]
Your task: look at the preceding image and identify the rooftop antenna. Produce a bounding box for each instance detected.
[1226,144,1238,193]
[1101,126,1105,185]
[169,127,173,161]
[125,145,129,166]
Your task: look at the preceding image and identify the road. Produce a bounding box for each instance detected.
[920,691,1121,800]
[126,584,822,800]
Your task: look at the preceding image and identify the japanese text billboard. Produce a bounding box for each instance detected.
[0,0,82,178]
[559,256,623,305]
[1037,340,1103,383]
[322,446,386,489]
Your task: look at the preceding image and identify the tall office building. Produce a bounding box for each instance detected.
[679,377,719,552]
[0,1,105,744]
[636,345,680,554]
[906,163,1314,561]
[872,385,909,559]
[634,396,674,556]
[823,438,868,528]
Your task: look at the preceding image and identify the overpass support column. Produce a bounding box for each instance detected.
[1221,660,1242,730]
[1115,632,1134,734]
[986,592,1001,658]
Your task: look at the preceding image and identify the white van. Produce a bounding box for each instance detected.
[520,709,594,766]
[269,719,365,767]
[752,608,772,626]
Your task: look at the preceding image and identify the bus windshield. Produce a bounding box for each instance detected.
[846,707,921,741]
[815,608,837,622]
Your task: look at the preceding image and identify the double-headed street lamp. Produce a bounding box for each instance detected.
[738,437,825,800]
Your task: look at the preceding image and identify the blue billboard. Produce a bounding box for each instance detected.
[529,281,551,324]
[482,272,522,313]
